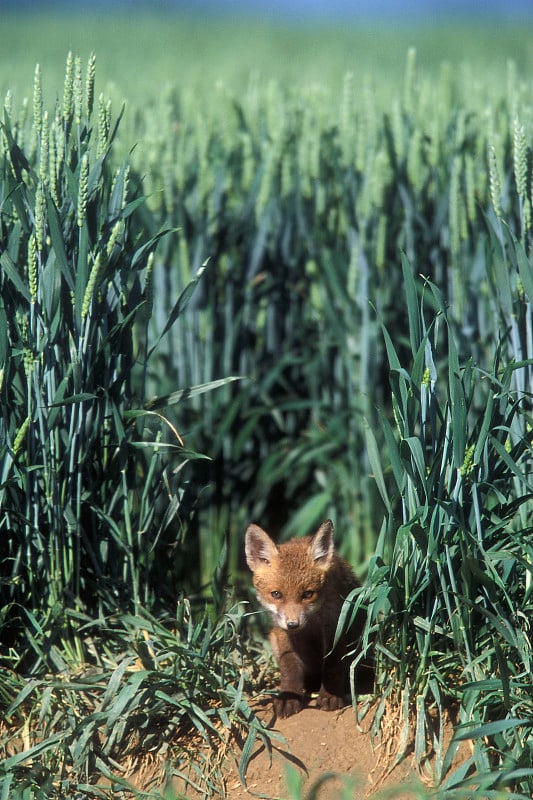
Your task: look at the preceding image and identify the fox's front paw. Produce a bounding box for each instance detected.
[317,689,347,712]
[274,691,307,718]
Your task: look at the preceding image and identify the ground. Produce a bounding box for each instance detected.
[223,703,431,800]
[165,695,467,800]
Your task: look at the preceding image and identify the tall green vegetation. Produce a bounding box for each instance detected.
[0,55,264,799]
[120,47,533,581]
[1,31,533,798]
[360,254,533,795]
[0,53,185,659]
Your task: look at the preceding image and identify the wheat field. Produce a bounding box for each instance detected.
[1,14,532,798]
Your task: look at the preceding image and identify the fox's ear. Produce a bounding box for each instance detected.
[245,524,278,570]
[309,519,335,566]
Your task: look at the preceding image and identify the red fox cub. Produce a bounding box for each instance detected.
[245,519,364,718]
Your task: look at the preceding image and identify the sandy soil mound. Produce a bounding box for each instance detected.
[220,698,461,800]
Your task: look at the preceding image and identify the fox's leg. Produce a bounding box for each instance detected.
[317,648,348,711]
[269,629,308,717]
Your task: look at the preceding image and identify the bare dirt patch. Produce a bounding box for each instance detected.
[198,696,469,800]
[222,702,419,799]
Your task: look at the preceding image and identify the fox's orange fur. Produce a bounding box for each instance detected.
[245,519,365,718]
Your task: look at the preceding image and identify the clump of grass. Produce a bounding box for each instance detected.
[0,54,226,666]
[0,603,275,799]
[0,55,252,799]
[358,253,533,795]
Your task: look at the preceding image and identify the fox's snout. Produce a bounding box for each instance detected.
[269,603,312,631]
[254,590,315,630]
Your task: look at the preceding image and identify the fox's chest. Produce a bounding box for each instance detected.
[271,624,324,662]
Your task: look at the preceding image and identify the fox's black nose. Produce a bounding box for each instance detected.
[287,620,299,630]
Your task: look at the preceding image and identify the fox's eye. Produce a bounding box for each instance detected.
[302,590,314,600]
[271,590,282,600]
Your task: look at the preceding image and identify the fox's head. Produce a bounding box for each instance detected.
[245,520,335,631]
